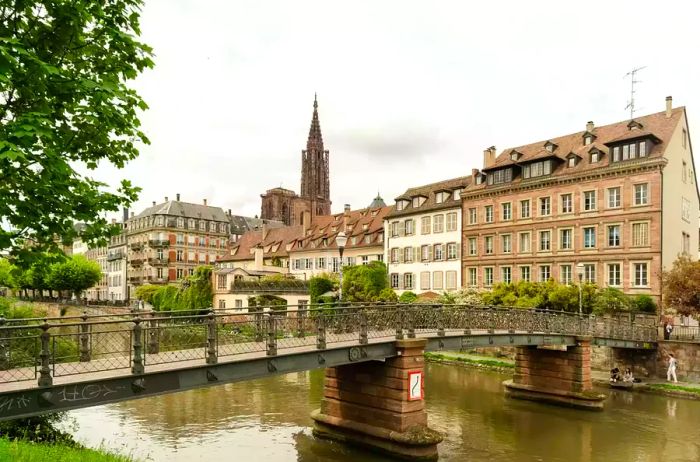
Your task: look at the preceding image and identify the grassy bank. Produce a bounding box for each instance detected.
[425,352,514,372]
[0,438,133,462]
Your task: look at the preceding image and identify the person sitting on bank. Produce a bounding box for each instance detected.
[623,368,634,383]
[610,367,622,383]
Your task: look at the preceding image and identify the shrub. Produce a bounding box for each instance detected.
[592,287,632,315]
[633,294,657,314]
[309,274,336,304]
[378,288,398,302]
[399,291,417,303]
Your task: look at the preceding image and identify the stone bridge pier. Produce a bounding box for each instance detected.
[311,338,443,460]
[505,336,606,410]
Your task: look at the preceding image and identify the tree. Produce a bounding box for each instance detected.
[46,255,101,298]
[341,261,391,302]
[309,273,337,304]
[0,258,15,288]
[592,288,632,315]
[0,1,153,257]
[663,255,700,316]
[399,291,417,303]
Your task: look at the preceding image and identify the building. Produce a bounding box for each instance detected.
[288,204,390,280]
[385,177,471,294]
[260,95,332,226]
[106,215,129,303]
[213,224,307,310]
[126,195,232,296]
[461,97,698,301]
[84,246,108,301]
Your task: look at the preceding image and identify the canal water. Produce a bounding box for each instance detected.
[67,363,700,462]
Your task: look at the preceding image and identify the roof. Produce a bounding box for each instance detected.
[471,107,684,190]
[134,200,229,222]
[369,194,387,209]
[387,176,472,218]
[219,225,304,262]
[229,215,284,236]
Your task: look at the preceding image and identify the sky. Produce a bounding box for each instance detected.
[93,0,700,219]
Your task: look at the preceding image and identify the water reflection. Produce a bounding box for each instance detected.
[68,363,700,462]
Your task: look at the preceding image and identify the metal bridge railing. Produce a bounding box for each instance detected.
[0,304,658,387]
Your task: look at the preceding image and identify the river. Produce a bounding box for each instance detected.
[66,362,700,462]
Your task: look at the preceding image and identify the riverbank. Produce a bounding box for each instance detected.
[424,351,514,373]
[0,438,134,462]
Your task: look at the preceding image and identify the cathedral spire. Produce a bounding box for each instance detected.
[300,94,331,217]
[307,93,323,147]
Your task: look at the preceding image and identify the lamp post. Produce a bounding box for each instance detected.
[576,263,585,315]
[336,231,347,301]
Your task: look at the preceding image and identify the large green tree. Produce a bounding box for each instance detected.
[341,261,391,302]
[0,1,153,257]
[46,254,101,298]
[663,255,700,316]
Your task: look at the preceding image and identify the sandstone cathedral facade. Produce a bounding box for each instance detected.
[260,95,332,226]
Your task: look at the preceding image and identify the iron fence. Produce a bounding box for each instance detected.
[0,304,659,387]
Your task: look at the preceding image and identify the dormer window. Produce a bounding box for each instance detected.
[627,120,644,130]
[567,157,577,168]
[322,238,328,246]
[435,191,450,204]
[486,167,512,185]
[452,189,462,200]
[544,141,558,152]
[582,132,596,146]
[590,150,600,163]
[362,223,369,230]
[475,174,483,185]
[510,150,522,161]
[395,199,410,211]
[412,196,426,208]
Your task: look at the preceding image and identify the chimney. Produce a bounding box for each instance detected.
[228,209,232,216]
[666,96,673,118]
[253,247,263,271]
[152,201,156,207]
[164,196,168,202]
[472,168,480,178]
[344,204,351,214]
[176,193,181,201]
[302,210,311,235]
[130,212,135,218]
[483,146,496,169]
[122,207,129,223]
[586,121,594,132]
[203,198,207,206]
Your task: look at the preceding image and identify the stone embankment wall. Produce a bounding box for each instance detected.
[592,342,700,382]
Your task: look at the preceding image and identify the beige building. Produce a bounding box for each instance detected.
[462,97,698,301]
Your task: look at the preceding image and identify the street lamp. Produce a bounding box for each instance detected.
[336,231,347,301]
[576,263,585,315]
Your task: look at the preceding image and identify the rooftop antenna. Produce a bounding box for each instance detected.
[624,66,646,119]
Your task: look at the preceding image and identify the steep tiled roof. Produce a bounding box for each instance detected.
[229,215,284,236]
[472,108,684,189]
[134,200,229,222]
[387,176,472,218]
[220,225,304,262]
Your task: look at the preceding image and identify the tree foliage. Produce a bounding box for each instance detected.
[0,258,16,288]
[341,261,391,302]
[663,255,700,316]
[399,291,417,303]
[308,273,337,304]
[0,1,153,257]
[134,266,213,311]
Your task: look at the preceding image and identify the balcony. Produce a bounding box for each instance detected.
[130,242,144,251]
[129,258,144,267]
[128,276,142,283]
[149,239,170,248]
[148,257,170,266]
[107,251,125,261]
[230,279,310,295]
[145,276,169,284]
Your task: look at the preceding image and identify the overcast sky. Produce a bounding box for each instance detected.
[94,0,700,219]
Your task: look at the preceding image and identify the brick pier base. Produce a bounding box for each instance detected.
[311,339,443,460]
[504,336,606,410]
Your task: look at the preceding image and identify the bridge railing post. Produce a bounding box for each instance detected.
[359,310,368,345]
[206,310,218,364]
[395,307,404,340]
[0,317,9,371]
[255,310,264,343]
[79,311,91,362]
[407,307,416,339]
[38,322,52,387]
[317,315,326,350]
[131,317,144,375]
[266,315,277,356]
[437,305,445,337]
[297,305,306,338]
[147,310,159,354]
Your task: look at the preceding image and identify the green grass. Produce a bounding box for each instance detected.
[647,383,700,395]
[424,352,514,369]
[0,438,134,462]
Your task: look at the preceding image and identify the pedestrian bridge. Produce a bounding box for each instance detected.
[0,304,655,422]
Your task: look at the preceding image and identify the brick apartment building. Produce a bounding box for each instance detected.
[462,97,698,300]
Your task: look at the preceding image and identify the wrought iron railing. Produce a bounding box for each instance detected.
[668,326,700,342]
[0,304,658,387]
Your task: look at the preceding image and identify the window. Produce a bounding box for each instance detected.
[590,151,600,163]
[539,230,551,251]
[188,219,195,229]
[176,250,183,262]
[433,215,444,233]
[421,216,431,234]
[519,232,531,252]
[468,237,477,256]
[362,255,369,265]
[421,245,430,261]
[583,227,596,248]
[209,221,216,232]
[502,234,512,253]
[420,272,431,290]
[405,219,415,235]
[390,248,399,263]
[583,190,596,211]
[683,232,691,254]
[390,221,399,237]
[412,196,426,208]
[177,218,184,228]
[199,220,205,231]
[634,263,648,287]
[331,257,340,273]
[453,189,461,200]
[608,263,621,286]
[447,243,458,260]
[682,160,688,183]
[446,213,458,232]
[560,265,572,284]
[632,222,649,246]
[683,197,692,222]
[435,191,451,203]
[485,206,493,223]
[612,146,620,162]
[523,160,552,179]
[520,266,531,282]
[520,200,530,218]
[639,141,647,157]
[561,194,573,214]
[607,225,621,247]
[502,203,512,220]
[217,274,227,290]
[391,273,399,288]
[446,271,457,290]
[176,233,184,245]
[622,144,629,160]
[395,200,408,211]
[317,257,326,269]
[539,265,551,282]
[487,168,512,185]
[235,300,243,309]
[433,244,444,261]
[584,135,592,146]
[607,187,621,208]
[404,247,414,263]
[485,236,494,255]
[501,267,512,284]
[584,264,596,283]
[403,273,414,290]
[634,184,648,205]
[468,268,477,287]
[539,197,551,216]
[484,267,494,286]
[176,268,184,279]
[560,229,572,250]
[433,271,444,290]
[468,208,477,224]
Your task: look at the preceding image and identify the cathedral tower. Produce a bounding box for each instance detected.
[300,94,332,217]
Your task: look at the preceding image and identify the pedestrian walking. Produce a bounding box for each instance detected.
[665,322,673,340]
[667,353,678,383]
